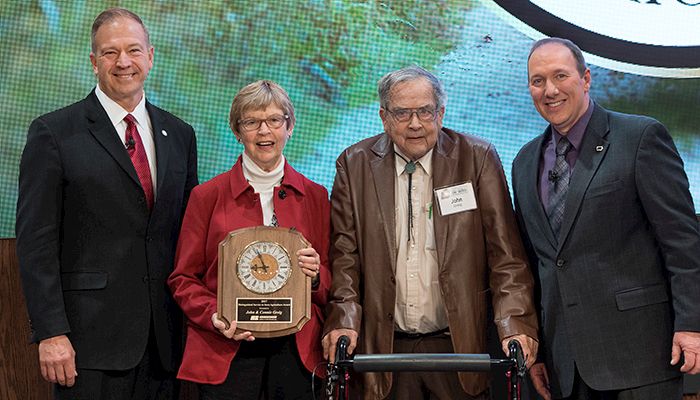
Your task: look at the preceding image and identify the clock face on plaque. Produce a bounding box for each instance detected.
[236,241,292,294]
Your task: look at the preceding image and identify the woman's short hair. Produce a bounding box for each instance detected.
[229,80,296,134]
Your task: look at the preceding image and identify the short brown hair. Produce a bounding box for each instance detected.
[229,80,296,134]
[528,37,587,77]
[91,8,150,52]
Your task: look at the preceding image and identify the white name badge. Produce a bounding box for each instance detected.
[434,182,477,216]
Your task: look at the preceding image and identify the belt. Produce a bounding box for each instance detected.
[394,328,450,339]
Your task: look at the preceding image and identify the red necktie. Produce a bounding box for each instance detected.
[124,114,154,209]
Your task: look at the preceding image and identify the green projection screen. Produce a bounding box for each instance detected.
[2,0,699,237]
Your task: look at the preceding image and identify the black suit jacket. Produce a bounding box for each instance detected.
[512,103,700,397]
[16,90,198,371]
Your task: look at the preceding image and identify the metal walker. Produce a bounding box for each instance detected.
[324,336,527,400]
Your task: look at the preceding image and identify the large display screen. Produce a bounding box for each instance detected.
[1,0,699,237]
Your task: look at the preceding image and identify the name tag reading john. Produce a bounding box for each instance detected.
[434,182,477,216]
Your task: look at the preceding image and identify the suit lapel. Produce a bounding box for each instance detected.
[432,130,456,268]
[85,91,141,187]
[370,135,397,271]
[522,131,558,249]
[557,104,610,249]
[147,102,170,206]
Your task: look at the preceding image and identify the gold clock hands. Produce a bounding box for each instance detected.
[253,249,270,273]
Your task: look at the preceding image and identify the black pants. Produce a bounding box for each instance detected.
[387,333,489,400]
[561,367,682,400]
[54,329,177,400]
[199,335,320,400]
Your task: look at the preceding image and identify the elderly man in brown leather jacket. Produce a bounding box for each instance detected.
[322,66,539,400]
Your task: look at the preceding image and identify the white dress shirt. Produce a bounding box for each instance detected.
[95,84,157,198]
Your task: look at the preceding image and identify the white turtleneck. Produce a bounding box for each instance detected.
[241,152,285,226]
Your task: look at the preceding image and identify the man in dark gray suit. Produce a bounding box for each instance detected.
[512,37,700,399]
[16,8,197,399]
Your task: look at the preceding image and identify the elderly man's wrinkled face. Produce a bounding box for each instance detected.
[380,78,444,160]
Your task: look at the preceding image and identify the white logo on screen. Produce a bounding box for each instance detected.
[486,0,700,77]
[532,0,700,47]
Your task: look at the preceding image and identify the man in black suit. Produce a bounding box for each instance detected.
[16,8,198,399]
[512,37,700,399]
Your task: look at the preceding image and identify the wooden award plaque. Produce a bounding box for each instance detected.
[217,226,311,338]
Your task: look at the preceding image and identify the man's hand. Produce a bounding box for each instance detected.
[211,313,255,341]
[671,331,700,374]
[322,328,358,363]
[38,335,77,386]
[529,362,551,400]
[501,334,538,369]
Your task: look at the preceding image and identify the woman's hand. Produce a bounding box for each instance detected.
[211,312,255,341]
[297,247,321,284]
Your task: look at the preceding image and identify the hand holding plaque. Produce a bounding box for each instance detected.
[217,226,312,338]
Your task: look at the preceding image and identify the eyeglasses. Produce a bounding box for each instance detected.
[386,107,437,122]
[237,114,289,132]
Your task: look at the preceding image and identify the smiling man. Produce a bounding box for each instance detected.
[512,37,700,400]
[16,8,198,399]
[322,66,539,399]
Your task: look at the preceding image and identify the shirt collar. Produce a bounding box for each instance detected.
[229,155,306,199]
[393,144,433,177]
[551,99,594,151]
[94,84,148,129]
[242,152,285,186]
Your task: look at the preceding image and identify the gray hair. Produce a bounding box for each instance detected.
[91,8,150,53]
[229,80,296,134]
[377,66,446,110]
[528,37,587,77]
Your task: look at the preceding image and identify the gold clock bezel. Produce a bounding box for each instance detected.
[236,240,292,294]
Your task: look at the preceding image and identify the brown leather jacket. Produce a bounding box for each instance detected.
[324,128,538,398]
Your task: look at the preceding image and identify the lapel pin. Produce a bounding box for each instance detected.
[595,145,604,152]
[161,130,168,137]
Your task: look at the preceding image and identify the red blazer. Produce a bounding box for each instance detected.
[168,157,331,384]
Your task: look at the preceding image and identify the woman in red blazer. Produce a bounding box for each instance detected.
[168,80,330,399]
